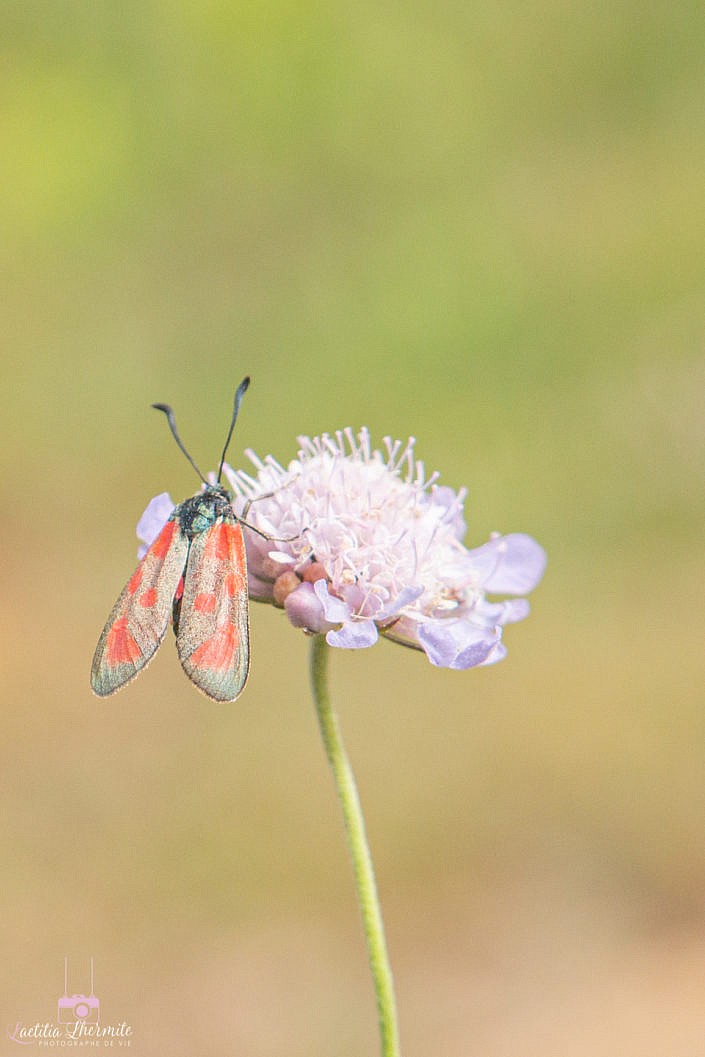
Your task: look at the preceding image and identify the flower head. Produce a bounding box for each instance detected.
[219,427,546,669]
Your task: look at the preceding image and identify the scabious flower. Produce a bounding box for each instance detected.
[138,428,546,670]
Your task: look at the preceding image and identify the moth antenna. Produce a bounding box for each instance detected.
[217,376,250,483]
[152,402,208,485]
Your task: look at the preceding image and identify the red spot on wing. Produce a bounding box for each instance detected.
[151,520,178,558]
[128,566,143,595]
[139,587,158,608]
[105,616,142,665]
[189,623,238,672]
[224,572,237,596]
[193,592,216,613]
[204,521,239,560]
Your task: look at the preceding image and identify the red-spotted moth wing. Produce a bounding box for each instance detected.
[176,514,250,702]
[91,518,188,696]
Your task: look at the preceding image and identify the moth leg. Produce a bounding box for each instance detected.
[240,477,303,543]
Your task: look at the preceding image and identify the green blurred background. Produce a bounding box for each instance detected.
[2,3,704,1054]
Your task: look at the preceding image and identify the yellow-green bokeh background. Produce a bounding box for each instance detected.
[3,4,704,1055]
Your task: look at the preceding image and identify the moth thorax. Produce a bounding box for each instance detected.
[178,486,233,538]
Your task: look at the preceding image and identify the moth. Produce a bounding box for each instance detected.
[91,377,254,702]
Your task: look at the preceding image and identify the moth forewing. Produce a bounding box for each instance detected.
[176,514,251,702]
[91,517,188,696]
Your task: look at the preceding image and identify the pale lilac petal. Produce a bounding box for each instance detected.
[326,620,379,650]
[267,550,297,565]
[313,579,351,623]
[418,620,501,669]
[475,598,531,625]
[453,635,502,670]
[339,583,368,616]
[478,642,507,666]
[432,485,467,538]
[136,492,174,558]
[377,586,424,621]
[482,534,547,594]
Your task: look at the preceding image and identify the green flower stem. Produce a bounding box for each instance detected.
[309,634,401,1057]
